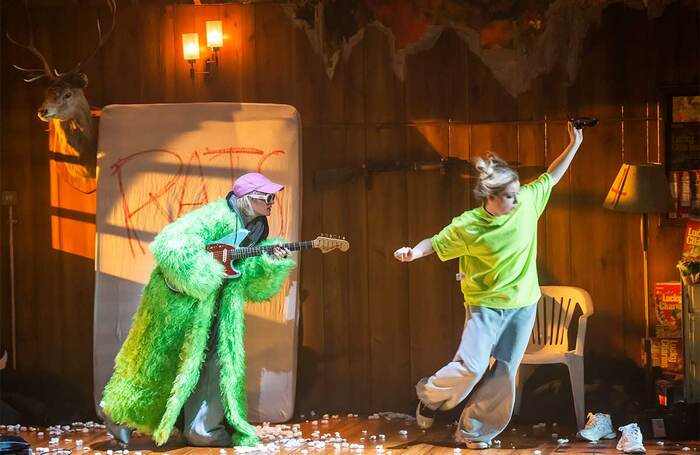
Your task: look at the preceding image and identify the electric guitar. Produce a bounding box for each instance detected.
[206,230,350,279]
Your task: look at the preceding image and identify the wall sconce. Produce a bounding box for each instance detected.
[182,33,201,79]
[206,20,223,64]
[182,20,223,80]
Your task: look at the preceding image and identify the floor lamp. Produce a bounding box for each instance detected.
[603,163,672,405]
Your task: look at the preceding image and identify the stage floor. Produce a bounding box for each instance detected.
[3,416,699,454]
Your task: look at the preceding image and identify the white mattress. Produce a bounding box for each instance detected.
[93,103,301,423]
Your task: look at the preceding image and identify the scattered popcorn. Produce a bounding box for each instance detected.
[683,448,691,452]
[493,440,501,447]
[557,438,569,445]
[534,451,542,455]
[657,441,665,446]
[398,430,408,436]
[379,434,386,440]
[453,449,461,453]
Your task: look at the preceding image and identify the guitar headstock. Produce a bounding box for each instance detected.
[313,235,350,253]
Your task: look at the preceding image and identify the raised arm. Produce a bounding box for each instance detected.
[393,238,435,262]
[547,121,583,186]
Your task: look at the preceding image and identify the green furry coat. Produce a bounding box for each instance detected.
[100,198,295,446]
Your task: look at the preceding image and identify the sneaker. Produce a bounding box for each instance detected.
[577,412,617,441]
[454,429,491,449]
[465,441,491,450]
[416,401,436,429]
[616,423,646,453]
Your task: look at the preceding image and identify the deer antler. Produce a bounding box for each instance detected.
[6,0,54,82]
[69,0,117,74]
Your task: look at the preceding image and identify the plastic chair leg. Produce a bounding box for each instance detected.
[566,356,585,429]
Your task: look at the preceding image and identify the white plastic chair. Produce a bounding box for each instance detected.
[514,286,594,429]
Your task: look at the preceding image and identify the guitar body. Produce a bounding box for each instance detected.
[206,229,250,279]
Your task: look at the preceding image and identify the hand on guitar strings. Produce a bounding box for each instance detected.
[271,246,291,259]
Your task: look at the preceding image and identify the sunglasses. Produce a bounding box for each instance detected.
[249,193,276,204]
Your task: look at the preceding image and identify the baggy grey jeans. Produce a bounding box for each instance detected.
[183,345,232,446]
[183,311,231,447]
[416,303,537,443]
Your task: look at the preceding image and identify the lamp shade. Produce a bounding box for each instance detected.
[182,33,200,61]
[206,21,223,48]
[603,163,673,213]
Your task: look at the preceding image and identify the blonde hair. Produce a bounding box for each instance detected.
[235,191,269,222]
[472,153,519,201]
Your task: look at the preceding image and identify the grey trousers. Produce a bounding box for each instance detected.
[416,304,537,443]
[183,345,232,446]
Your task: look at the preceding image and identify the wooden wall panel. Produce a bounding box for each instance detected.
[365,125,411,411]
[298,125,325,413]
[1,2,698,421]
[343,127,371,414]
[542,121,573,286]
[405,124,455,389]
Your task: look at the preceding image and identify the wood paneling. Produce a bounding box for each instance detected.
[0,1,698,421]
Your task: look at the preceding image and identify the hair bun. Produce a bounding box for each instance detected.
[474,156,494,179]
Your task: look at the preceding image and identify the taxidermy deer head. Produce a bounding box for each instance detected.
[7,0,116,179]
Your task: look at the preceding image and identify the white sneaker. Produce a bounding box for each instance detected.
[616,423,646,453]
[465,441,491,450]
[577,412,617,441]
[416,401,436,429]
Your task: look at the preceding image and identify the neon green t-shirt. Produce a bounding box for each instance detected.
[431,173,553,309]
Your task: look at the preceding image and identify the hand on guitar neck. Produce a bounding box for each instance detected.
[206,231,350,279]
[270,246,290,259]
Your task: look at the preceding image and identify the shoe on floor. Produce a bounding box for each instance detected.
[454,429,491,449]
[616,423,646,453]
[416,401,436,429]
[577,412,617,441]
[100,409,133,446]
[465,441,491,450]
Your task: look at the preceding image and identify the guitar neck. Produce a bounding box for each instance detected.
[230,241,314,260]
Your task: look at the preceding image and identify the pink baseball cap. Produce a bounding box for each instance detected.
[232,172,284,197]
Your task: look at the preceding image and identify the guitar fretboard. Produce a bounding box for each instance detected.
[230,241,314,260]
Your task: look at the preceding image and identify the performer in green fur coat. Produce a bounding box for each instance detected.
[100,173,295,447]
